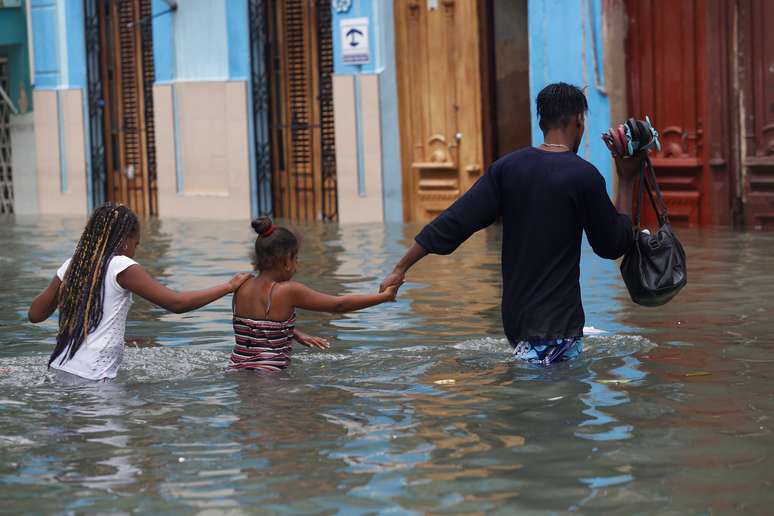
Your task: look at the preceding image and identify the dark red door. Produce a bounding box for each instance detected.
[738,0,774,229]
[626,0,705,226]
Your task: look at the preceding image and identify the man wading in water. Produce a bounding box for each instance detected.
[380,82,639,365]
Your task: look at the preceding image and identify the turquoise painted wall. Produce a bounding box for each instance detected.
[375,0,402,222]
[225,0,249,81]
[152,0,175,83]
[0,1,32,111]
[528,0,612,189]
[151,0,249,83]
[29,0,86,90]
[30,0,58,88]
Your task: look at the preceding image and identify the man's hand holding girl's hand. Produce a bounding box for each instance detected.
[379,269,405,294]
[382,282,403,302]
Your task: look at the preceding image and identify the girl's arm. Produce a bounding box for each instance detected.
[28,276,62,323]
[287,282,399,314]
[117,265,251,314]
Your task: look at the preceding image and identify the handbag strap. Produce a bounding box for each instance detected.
[644,158,669,225]
[634,157,669,227]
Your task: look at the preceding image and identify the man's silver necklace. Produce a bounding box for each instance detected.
[541,143,569,149]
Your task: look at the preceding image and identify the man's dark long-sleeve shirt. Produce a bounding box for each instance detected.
[415,147,633,343]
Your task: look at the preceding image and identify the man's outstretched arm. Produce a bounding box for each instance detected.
[379,242,428,292]
[380,162,503,291]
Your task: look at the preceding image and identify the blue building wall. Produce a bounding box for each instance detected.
[528,0,612,190]
[374,0,402,223]
[28,0,86,89]
[151,0,249,83]
[173,0,228,80]
[29,0,59,88]
[332,0,403,222]
[225,0,249,81]
[152,0,175,83]
[0,0,32,111]
[64,0,85,88]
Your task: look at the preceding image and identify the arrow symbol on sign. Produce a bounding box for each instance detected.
[346,28,363,46]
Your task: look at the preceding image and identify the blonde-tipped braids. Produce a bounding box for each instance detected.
[50,203,139,366]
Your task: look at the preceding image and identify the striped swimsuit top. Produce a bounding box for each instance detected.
[229,282,296,372]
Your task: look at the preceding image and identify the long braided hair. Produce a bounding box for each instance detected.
[50,203,139,366]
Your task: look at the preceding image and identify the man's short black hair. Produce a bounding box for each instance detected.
[536,82,588,132]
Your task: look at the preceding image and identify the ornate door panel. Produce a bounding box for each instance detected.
[395,0,484,221]
[738,0,774,228]
[626,0,708,226]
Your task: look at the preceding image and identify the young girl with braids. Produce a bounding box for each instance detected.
[27,203,253,381]
[228,217,401,372]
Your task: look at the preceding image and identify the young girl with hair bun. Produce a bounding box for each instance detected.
[229,217,400,373]
[28,203,252,381]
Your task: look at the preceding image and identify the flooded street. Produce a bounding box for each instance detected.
[1,216,773,513]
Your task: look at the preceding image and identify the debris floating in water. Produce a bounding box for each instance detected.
[685,371,710,377]
[434,379,456,385]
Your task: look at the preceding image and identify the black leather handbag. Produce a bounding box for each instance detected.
[620,157,687,306]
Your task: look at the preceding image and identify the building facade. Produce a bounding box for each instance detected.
[0,0,34,215]
[19,0,774,227]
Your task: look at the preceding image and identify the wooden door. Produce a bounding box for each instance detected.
[738,0,774,228]
[627,0,711,226]
[395,0,485,222]
[97,0,157,216]
[267,0,337,221]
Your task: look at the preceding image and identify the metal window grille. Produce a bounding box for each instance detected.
[0,59,13,214]
[250,0,337,221]
[84,0,157,215]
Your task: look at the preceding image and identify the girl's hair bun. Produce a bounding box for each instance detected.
[251,216,274,237]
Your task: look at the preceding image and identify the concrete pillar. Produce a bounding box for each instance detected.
[10,112,37,215]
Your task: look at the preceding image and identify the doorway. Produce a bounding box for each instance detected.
[85,0,158,216]
[394,0,530,222]
[394,0,486,222]
[482,0,531,163]
[249,0,338,222]
[736,0,774,228]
